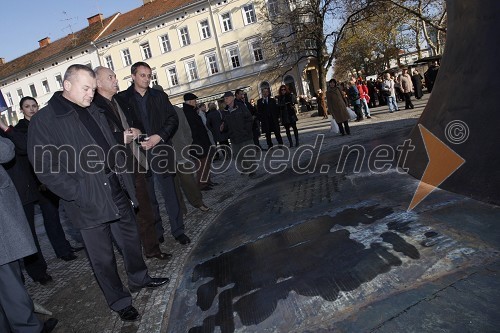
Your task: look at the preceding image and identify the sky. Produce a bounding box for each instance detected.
[0,0,143,62]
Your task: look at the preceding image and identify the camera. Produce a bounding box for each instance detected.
[135,134,149,144]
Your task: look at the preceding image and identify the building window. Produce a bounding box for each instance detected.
[227,47,241,69]
[56,74,62,89]
[42,79,51,94]
[28,84,37,98]
[205,54,219,75]
[121,48,132,66]
[17,89,24,100]
[250,40,264,62]
[199,19,211,39]
[268,0,279,17]
[185,60,199,82]
[221,13,233,32]
[6,92,13,106]
[166,66,179,87]
[159,34,172,53]
[140,42,153,60]
[179,27,191,47]
[150,72,158,86]
[105,55,115,71]
[242,4,257,25]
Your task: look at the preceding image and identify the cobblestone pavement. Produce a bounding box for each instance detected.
[27,96,429,332]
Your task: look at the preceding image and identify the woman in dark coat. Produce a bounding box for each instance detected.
[326,79,351,135]
[411,69,424,99]
[277,85,300,147]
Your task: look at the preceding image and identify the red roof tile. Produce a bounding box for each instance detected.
[0,14,119,80]
[98,0,198,40]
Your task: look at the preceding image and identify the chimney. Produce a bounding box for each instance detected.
[0,58,5,65]
[38,37,51,48]
[143,0,155,4]
[87,13,103,26]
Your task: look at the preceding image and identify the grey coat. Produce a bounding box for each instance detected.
[0,137,36,265]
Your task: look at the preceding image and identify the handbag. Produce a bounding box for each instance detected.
[330,116,340,134]
[346,107,357,120]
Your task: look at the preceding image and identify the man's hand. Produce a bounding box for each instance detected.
[140,134,162,150]
[124,128,142,144]
[220,123,224,132]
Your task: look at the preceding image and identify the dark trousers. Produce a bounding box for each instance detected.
[0,261,43,333]
[403,92,414,109]
[265,122,283,148]
[80,173,150,312]
[337,121,350,135]
[284,123,299,146]
[352,103,363,120]
[134,170,161,257]
[145,173,185,239]
[252,120,262,148]
[38,190,73,258]
[22,203,48,282]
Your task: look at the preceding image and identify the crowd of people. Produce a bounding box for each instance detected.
[0,60,307,329]
[0,59,438,330]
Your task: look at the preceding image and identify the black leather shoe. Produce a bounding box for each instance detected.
[145,252,172,260]
[60,253,78,261]
[70,246,84,252]
[130,277,170,292]
[175,234,191,245]
[117,305,140,321]
[42,318,58,333]
[35,273,53,285]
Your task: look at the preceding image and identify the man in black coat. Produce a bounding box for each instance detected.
[117,62,191,245]
[182,93,214,191]
[94,66,171,260]
[28,64,169,322]
[256,87,283,149]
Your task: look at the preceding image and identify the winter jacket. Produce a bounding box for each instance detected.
[0,137,37,265]
[223,101,253,144]
[27,91,138,229]
[118,85,179,175]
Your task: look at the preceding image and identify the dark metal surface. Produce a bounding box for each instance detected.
[405,0,500,205]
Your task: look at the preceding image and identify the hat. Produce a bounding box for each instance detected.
[222,91,234,98]
[183,92,198,101]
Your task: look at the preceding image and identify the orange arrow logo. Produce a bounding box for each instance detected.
[408,124,465,211]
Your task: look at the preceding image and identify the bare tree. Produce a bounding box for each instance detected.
[258,0,375,93]
[382,0,447,55]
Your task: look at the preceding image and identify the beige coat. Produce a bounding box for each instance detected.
[400,74,414,93]
[326,86,350,123]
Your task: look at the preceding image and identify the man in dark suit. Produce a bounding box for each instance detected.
[93,66,171,260]
[118,62,191,245]
[256,87,283,149]
[28,64,169,322]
